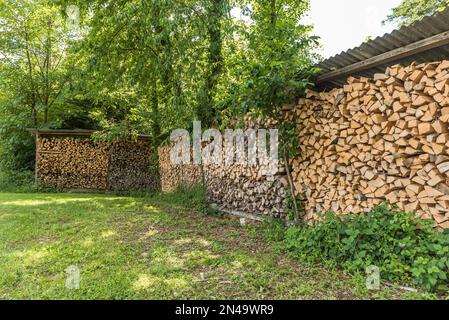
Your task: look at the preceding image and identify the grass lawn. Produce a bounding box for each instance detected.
[0,192,438,300]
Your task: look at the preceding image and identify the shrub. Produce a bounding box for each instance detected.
[0,170,35,192]
[280,204,449,292]
[0,169,57,193]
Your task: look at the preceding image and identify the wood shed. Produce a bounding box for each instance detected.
[30,129,157,191]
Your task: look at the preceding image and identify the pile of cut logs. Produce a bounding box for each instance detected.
[204,115,289,217]
[158,145,202,193]
[37,137,156,191]
[108,140,156,191]
[37,137,109,190]
[158,115,290,218]
[285,60,449,228]
[204,163,288,217]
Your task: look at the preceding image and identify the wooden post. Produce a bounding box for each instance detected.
[35,132,39,185]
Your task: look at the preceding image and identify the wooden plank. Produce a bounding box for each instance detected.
[39,150,63,155]
[317,31,449,84]
[27,129,153,141]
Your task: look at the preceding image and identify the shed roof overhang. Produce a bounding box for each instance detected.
[28,129,152,141]
[316,7,449,90]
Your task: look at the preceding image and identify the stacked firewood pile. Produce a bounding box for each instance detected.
[37,137,109,190]
[158,144,202,193]
[204,115,289,217]
[108,140,156,191]
[286,60,449,228]
[37,137,156,191]
[158,115,290,218]
[204,163,288,217]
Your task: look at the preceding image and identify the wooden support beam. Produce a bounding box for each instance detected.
[317,31,449,84]
[35,133,39,185]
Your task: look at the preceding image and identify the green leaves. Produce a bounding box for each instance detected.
[1,0,319,170]
[283,204,449,292]
[385,0,449,26]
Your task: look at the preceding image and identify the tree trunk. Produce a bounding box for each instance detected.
[150,82,161,145]
[43,107,48,128]
[24,28,39,127]
[197,0,224,127]
[270,0,277,27]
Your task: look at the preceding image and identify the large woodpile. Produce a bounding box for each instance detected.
[157,60,449,228]
[37,136,155,191]
[286,60,449,229]
[37,137,109,190]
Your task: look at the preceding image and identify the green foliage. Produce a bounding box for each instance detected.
[157,184,214,215]
[1,0,318,184]
[262,218,286,243]
[279,121,300,158]
[0,111,35,171]
[0,170,38,192]
[220,0,318,123]
[0,0,93,170]
[284,190,305,222]
[0,0,82,127]
[67,0,318,136]
[281,204,449,292]
[0,170,58,192]
[385,0,449,26]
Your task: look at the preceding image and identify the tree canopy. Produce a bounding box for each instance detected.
[0,0,318,170]
[385,0,449,26]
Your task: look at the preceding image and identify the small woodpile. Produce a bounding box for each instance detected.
[158,115,290,218]
[108,140,156,191]
[205,163,288,217]
[204,115,289,217]
[37,137,109,190]
[37,136,156,191]
[286,60,449,228]
[158,144,202,193]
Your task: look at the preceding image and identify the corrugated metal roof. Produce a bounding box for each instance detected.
[316,7,449,90]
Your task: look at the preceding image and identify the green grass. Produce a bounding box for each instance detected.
[0,192,439,300]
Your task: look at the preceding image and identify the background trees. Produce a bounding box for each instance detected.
[0,0,317,175]
[0,0,85,170]
[385,0,449,26]
[4,0,449,177]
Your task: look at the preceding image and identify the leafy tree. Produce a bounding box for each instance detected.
[385,0,449,26]
[65,0,204,142]
[58,0,317,138]
[0,0,318,179]
[221,0,318,220]
[0,0,84,170]
[0,0,79,127]
[195,0,228,127]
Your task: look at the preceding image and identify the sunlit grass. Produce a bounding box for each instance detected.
[0,192,439,300]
